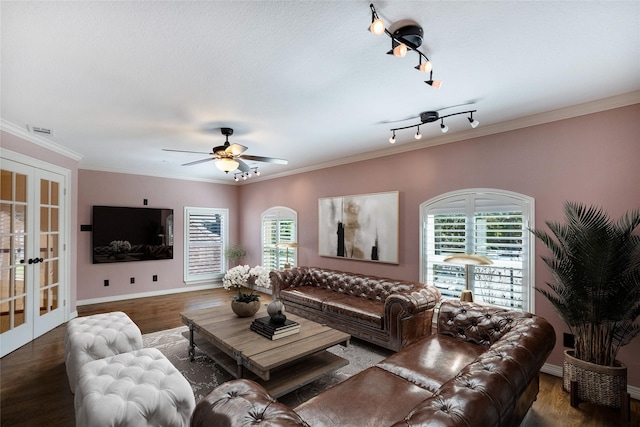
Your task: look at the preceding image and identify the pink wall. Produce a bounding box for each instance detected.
[76,170,239,302]
[238,104,640,386]
[1,130,80,311]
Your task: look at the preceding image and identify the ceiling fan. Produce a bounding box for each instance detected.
[163,127,288,177]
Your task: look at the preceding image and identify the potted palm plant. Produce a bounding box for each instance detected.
[531,201,640,413]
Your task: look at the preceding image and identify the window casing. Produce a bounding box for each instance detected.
[420,189,535,312]
[184,207,228,284]
[261,207,297,270]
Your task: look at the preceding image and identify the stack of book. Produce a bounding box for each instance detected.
[250,316,300,340]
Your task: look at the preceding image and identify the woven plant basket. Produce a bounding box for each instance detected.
[563,350,627,408]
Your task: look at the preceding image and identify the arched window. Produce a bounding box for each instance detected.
[262,207,298,270]
[420,189,535,312]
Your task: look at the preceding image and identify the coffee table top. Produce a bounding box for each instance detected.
[180,303,350,381]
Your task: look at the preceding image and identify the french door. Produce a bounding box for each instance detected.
[1,156,67,357]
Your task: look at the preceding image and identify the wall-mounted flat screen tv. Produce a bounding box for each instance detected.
[92,205,174,264]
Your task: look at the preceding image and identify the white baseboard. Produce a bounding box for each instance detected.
[542,362,640,400]
[76,283,220,306]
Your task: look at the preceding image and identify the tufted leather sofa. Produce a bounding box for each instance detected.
[190,300,556,427]
[271,267,441,351]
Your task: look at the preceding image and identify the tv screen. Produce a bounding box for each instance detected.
[92,205,174,264]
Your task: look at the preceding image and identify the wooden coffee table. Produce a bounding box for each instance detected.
[180,304,350,397]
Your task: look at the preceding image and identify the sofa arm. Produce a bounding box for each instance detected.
[384,285,441,317]
[384,285,441,350]
[271,267,309,297]
[191,379,309,427]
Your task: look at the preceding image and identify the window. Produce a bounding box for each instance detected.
[420,189,534,312]
[262,207,297,270]
[184,207,228,284]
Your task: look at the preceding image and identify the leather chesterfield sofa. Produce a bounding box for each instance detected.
[270,267,441,351]
[191,300,556,427]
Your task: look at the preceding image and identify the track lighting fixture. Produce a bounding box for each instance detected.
[468,112,480,128]
[369,3,441,89]
[233,167,260,182]
[387,109,478,143]
[389,131,396,144]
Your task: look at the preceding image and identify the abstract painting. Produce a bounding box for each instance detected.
[318,191,399,264]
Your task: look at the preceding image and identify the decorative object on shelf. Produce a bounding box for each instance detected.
[275,242,299,268]
[531,201,640,420]
[231,299,261,318]
[443,253,493,302]
[163,127,287,179]
[388,109,479,144]
[250,316,300,340]
[270,310,287,325]
[318,191,399,264]
[368,3,441,89]
[109,240,131,260]
[224,244,246,266]
[223,265,272,317]
[267,299,285,318]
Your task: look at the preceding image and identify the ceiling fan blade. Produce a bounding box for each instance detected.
[377,115,420,125]
[236,159,251,173]
[227,143,247,156]
[182,158,215,166]
[239,155,288,165]
[163,148,211,154]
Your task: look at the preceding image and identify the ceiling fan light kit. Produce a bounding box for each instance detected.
[389,110,478,142]
[369,3,440,87]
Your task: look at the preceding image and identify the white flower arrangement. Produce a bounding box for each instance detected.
[109,240,131,253]
[223,264,271,302]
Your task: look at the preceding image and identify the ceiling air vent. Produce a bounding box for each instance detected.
[27,125,55,137]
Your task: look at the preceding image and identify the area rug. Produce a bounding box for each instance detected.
[142,326,393,406]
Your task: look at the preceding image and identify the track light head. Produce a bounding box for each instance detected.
[414,127,422,140]
[415,60,432,73]
[369,4,385,35]
[425,79,442,89]
[440,120,449,133]
[468,114,479,128]
[389,131,396,144]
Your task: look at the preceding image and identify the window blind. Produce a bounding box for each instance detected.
[184,207,227,283]
[421,190,533,312]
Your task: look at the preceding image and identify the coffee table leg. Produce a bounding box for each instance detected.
[188,321,195,361]
[234,350,244,378]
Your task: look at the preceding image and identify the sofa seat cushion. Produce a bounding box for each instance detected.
[295,366,432,427]
[280,287,335,310]
[377,334,487,393]
[322,293,384,329]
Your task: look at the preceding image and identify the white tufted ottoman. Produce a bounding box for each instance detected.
[65,311,143,393]
[74,347,196,427]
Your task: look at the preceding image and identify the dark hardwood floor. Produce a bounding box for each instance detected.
[1,289,638,426]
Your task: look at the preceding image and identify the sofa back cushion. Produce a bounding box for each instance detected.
[437,300,532,347]
[305,267,416,302]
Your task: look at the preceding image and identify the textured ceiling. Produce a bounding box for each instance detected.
[2,1,639,183]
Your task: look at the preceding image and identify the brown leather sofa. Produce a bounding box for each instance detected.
[270,267,442,351]
[191,300,556,427]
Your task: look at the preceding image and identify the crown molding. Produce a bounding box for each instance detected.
[78,164,235,185]
[252,91,640,183]
[0,119,84,161]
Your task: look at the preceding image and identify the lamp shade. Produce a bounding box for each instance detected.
[443,254,493,265]
[215,158,239,172]
[276,242,299,249]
